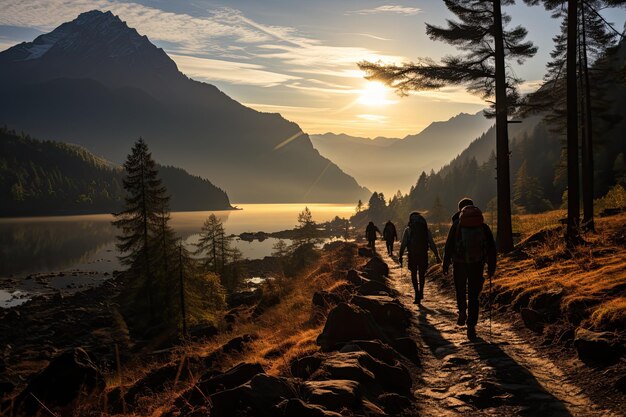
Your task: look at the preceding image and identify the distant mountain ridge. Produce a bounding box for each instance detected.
[0,128,233,216]
[311,111,493,196]
[0,10,369,203]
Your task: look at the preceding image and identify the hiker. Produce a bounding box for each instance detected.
[399,212,442,304]
[382,220,398,256]
[443,198,496,340]
[365,221,381,250]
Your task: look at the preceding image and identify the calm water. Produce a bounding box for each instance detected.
[0,204,353,307]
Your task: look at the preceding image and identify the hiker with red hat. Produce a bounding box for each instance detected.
[443,197,497,340]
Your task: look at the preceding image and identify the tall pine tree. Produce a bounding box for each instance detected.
[359,0,536,252]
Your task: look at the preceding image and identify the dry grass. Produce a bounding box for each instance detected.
[493,211,626,332]
[94,242,361,416]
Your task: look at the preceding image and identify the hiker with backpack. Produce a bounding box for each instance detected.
[399,212,442,304]
[365,221,381,250]
[382,220,398,256]
[443,198,497,340]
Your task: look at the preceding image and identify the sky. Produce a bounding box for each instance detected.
[0,0,624,138]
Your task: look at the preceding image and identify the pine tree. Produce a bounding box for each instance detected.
[113,138,169,323]
[430,195,447,224]
[195,214,225,274]
[359,0,536,253]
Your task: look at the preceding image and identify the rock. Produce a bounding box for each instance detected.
[456,380,508,408]
[316,303,387,351]
[315,351,412,394]
[303,380,361,411]
[351,295,410,334]
[228,289,262,307]
[209,385,254,416]
[176,362,264,408]
[392,337,421,366]
[14,348,104,415]
[574,328,621,364]
[312,291,343,308]
[521,308,545,333]
[346,269,366,286]
[188,324,218,340]
[339,340,397,365]
[222,333,258,353]
[291,355,323,379]
[357,280,393,296]
[362,399,387,416]
[358,247,374,258]
[280,398,343,417]
[248,373,298,403]
[377,393,412,415]
[125,362,190,406]
[362,257,389,281]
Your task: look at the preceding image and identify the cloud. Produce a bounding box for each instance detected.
[170,54,298,87]
[349,5,421,16]
[357,114,389,122]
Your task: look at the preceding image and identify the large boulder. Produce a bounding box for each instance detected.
[346,269,366,286]
[351,295,411,335]
[362,257,389,282]
[14,348,104,415]
[574,328,621,363]
[339,340,397,365]
[317,303,387,351]
[520,308,545,333]
[291,355,323,379]
[303,380,361,411]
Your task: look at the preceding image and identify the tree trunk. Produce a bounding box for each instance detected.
[493,0,514,253]
[581,3,595,231]
[566,0,580,242]
[179,242,187,337]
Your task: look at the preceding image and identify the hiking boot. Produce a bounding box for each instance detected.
[467,325,477,340]
[457,313,467,326]
[413,296,421,305]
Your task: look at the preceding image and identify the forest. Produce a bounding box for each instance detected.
[0,128,233,216]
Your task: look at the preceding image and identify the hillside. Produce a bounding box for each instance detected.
[0,10,369,203]
[311,111,493,195]
[0,128,233,216]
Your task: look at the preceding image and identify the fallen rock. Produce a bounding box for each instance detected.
[317,303,387,351]
[14,348,104,415]
[339,339,397,365]
[351,295,410,334]
[574,328,621,364]
[392,337,421,365]
[357,280,393,296]
[222,333,258,353]
[280,398,342,417]
[377,392,412,414]
[521,308,545,333]
[291,355,323,379]
[303,379,361,411]
[362,257,389,282]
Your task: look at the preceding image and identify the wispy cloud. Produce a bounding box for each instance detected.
[357,114,389,122]
[171,54,298,87]
[349,5,421,16]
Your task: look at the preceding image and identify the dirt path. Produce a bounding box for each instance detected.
[376,241,616,417]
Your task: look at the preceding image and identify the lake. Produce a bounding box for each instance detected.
[0,204,354,307]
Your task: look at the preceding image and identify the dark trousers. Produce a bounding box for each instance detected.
[385,239,394,255]
[409,257,427,299]
[367,239,376,250]
[453,262,485,326]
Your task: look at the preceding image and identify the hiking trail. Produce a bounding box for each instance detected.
[376,241,614,417]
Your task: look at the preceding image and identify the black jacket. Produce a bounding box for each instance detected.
[443,216,497,276]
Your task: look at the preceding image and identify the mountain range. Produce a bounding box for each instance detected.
[310,111,494,196]
[0,10,369,203]
[0,128,233,216]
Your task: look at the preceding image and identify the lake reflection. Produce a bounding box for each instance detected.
[0,204,353,279]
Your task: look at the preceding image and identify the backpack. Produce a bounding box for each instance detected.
[408,214,429,256]
[454,205,486,263]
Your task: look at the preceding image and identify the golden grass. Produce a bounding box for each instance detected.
[493,212,626,331]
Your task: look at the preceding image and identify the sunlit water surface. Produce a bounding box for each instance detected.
[0,204,353,307]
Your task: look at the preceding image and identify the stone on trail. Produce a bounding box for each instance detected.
[317,303,387,351]
[573,328,621,364]
[391,337,421,366]
[303,379,362,411]
[362,257,389,282]
[377,392,413,415]
[351,295,411,334]
[521,308,545,333]
[13,347,104,415]
[356,279,393,296]
[339,339,398,365]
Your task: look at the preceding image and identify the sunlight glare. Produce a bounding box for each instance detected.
[357,82,396,106]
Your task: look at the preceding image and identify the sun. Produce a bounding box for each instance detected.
[357,81,395,106]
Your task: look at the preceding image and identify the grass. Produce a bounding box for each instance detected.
[492,210,626,332]
[92,242,361,416]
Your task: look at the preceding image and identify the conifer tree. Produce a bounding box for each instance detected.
[113,138,169,322]
[195,214,226,274]
[359,0,536,252]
